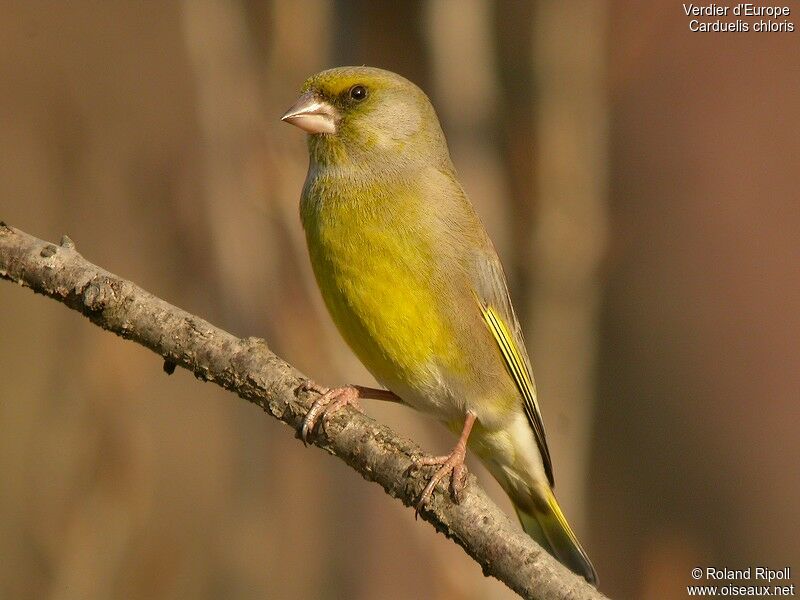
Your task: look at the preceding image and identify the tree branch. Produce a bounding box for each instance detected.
[0,223,608,600]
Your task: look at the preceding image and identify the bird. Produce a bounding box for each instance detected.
[281,66,597,585]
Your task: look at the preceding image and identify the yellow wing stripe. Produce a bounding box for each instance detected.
[482,306,537,411]
[480,303,554,486]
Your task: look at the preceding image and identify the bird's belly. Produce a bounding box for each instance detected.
[305,216,466,419]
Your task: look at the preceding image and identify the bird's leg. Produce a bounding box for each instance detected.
[414,411,477,516]
[351,385,403,403]
[299,383,361,444]
[298,381,402,444]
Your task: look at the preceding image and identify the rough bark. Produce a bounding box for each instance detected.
[0,223,609,600]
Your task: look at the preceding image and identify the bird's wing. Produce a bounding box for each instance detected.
[472,242,554,487]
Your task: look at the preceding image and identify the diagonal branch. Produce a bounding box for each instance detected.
[0,223,608,600]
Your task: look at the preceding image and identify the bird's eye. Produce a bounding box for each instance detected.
[349,85,368,101]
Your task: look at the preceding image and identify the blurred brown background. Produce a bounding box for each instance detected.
[1,2,798,599]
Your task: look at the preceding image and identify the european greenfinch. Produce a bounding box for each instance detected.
[282,66,597,584]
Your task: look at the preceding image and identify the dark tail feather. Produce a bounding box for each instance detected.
[514,487,598,585]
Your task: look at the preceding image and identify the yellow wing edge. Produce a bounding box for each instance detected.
[480,304,554,486]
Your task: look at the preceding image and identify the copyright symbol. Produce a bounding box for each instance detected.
[691,568,703,580]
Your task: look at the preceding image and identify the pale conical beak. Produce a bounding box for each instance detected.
[281,91,338,134]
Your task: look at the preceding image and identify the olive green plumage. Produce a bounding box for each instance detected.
[289,66,596,584]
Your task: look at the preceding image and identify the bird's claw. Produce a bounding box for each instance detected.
[299,384,362,445]
[413,447,468,519]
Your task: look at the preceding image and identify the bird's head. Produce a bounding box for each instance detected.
[282,66,449,169]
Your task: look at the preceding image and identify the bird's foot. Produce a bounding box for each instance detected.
[411,411,477,518]
[413,444,469,517]
[299,383,362,444]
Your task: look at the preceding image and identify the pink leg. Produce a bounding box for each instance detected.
[351,385,403,403]
[299,382,401,443]
[414,411,477,516]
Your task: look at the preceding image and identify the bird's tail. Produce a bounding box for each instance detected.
[511,484,598,585]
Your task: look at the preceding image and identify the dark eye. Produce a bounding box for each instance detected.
[349,85,368,101]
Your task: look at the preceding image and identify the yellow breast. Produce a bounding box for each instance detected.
[301,179,463,394]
